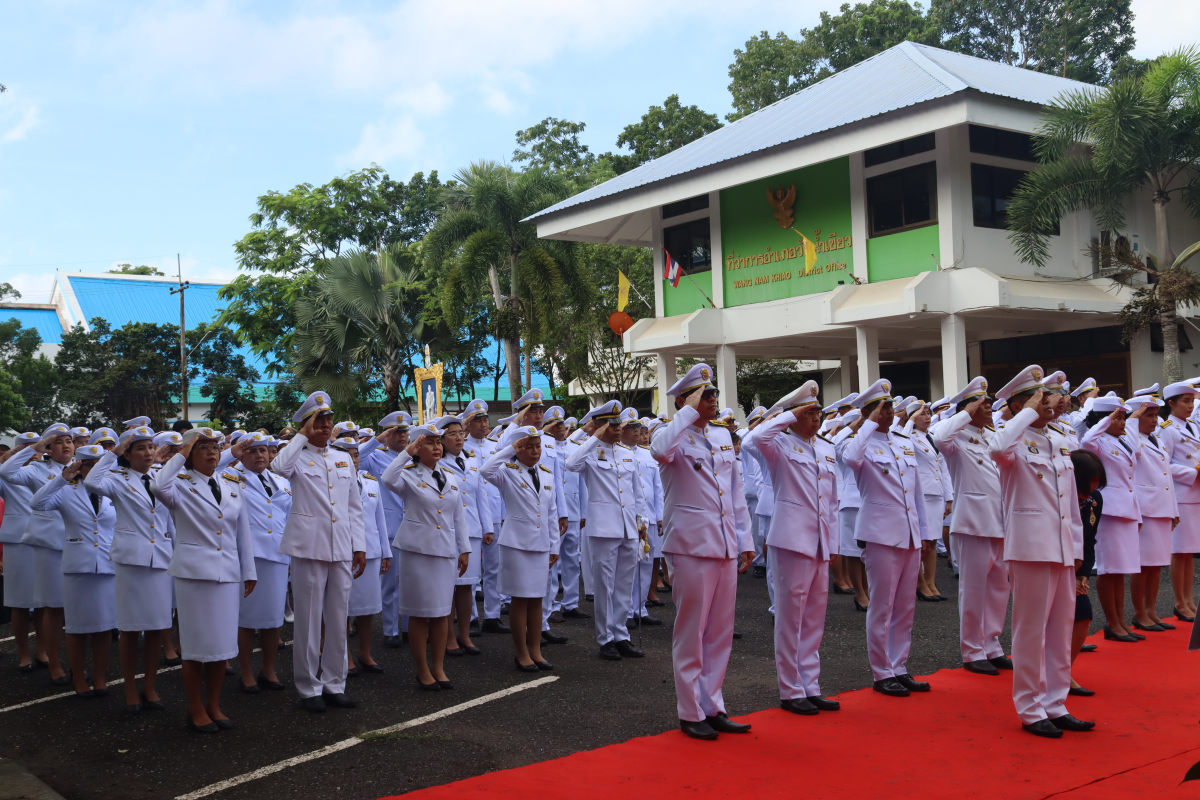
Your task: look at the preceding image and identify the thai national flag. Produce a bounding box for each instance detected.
[663,249,683,288]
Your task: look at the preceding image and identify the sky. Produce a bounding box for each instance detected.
[0,0,1196,307]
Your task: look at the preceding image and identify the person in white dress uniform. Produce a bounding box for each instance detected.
[153,427,256,733]
[618,407,663,627]
[932,377,1013,676]
[537,406,572,646]
[1,422,76,685]
[550,412,591,624]
[233,432,293,694]
[1162,381,1200,622]
[0,432,47,672]
[651,364,754,741]
[30,444,116,697]
[85,425,175,713]
[271,391,366,713]
[989,365,1093,738]
[832,410,870,611]
[462,401,507,635]
[1125,392,1179,633]
[382,421,470,689]
[359,410,411,647]
[904,401,953,602]
[752,381,842,716]
[841,380,930,697]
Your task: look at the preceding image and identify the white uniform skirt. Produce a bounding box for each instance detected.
[115,563,174,631]
[649,523,664,558]
[1139,516,1173,567]
[3,542,40,608]
[348,557,383,617]
[499,545,549,598]
[397,549,455,618]
[1172,504,1200,554]
[62,573,117,633]
[456,537,483,586]
[922,496,945,541]
[238,558,289,630]
[33,546,65,608]
[1096,516,1141,575]
[175,577,241,662]
[839,508,862,558]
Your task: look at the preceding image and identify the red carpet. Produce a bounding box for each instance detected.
[388,627,1200,799]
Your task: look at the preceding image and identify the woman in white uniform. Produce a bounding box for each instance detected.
[1081,397,1147,642]
[439,414,491,656]
[1127,393,1178,632]
[333,437,390,676]
[0,432,47,672]
[905,402,953,602]
[1,423,76,685]
[833,411,869,611]
[85,426,174,714]
[381,422,469,690]
[153,428,256,733]
[30,445,116,697]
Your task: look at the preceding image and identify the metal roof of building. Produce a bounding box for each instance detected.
[0,307,66,344]
[59,274,228,330]
[527,42,1092,221]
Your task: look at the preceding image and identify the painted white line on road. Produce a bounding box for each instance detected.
[0,633,35,643]
[175,675,560,800]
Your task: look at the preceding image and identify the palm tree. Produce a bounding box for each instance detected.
[292,244,425,412]
[425,161,587,401]
[1008,47,1200,381]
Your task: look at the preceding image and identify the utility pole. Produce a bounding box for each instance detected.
[170,254,190,424]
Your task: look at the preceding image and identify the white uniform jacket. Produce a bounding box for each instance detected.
[832,426,862,510]
[841,420,928,547]
[480,446,561,555]
[1133,428,1178,520]
[633,445,664,525]
[1162,417,1200,504]
[467,435,503,530]
[742,431,775,517]
[650,405,752,559]
[539,433,569,523]
[0,473,32,546]
[85,451,174,569]
[357,471,390,560]
[270,434,366,562]
[905,423,954,504]
[988,407,1083,566]
[31,475,116,574]
[563,436,648,540]
[560,438,590,523]
[237,466,292,564]
[153,455,256,584]
[381,453,471,558]
[742,445,761,500]
[751,411,838,560]
[359,438,405,532]
[1081,417,1142,523]
[932,411,1003,538]
[441,452,493,541]
[0,449,67,549]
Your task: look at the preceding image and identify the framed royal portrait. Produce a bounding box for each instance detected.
[414,362,443,425]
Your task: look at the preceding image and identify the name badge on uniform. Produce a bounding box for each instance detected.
[903,449,914,456]
[229,492,237,498]
[1027,445,1039,454]
[335,461,349,468]
[721,444,732,451]
[825,455,836,463]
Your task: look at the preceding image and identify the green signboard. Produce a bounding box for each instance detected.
[719,157,854,306]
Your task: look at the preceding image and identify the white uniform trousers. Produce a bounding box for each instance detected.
[861,543,921,680]
[1009,560,1075,725]
[482,534,505,619]
[380,544,402,637]
[769,546,829,700]
[291,557,353,699]
[667,553,737,722]
[589,537,637,645]
[542,555,561,632]
[628,555,653,620]
[759,514,775,610]
[558,521,583,610]
[951,533,1010,662]
[580,526,594,596]
[747,495,762,566]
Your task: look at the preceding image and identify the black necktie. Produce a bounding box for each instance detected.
[1188,421,1196,438]
[528,467,540,492]
[1150,433,1160,449]
[456,456,465,473]
[1118,437,1132,454]
[432,470,445,493]
[209,478,221,504]
[258,473,273,497]
[141,474,156,507]
[89,492,100,516]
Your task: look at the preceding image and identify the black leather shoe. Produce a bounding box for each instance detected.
[383,635,403,648]
[780,697,818,715]
[444,647,465,658]
[322,692,356,708]
[1103,626,1138,642]
[188,716,219,734]
[705,713,751,733]
[301,696,327,713]
[501,602,511,614]
[213,718,235,730]
[585,594,594,602]
[514,658,539,673]
[34,658,50,669]
[346,666,361,677]
[752,566,766,578]
[240,682,261,694]
[965,659,999,675]
[141,694,166,711]
[17,663,34,674]
[894,674,930,692]
[162,656,182,667]
[481,618,511,634]
[806,695,840,711]
[854,598,868,612]
[1068,686,1096,697]
[548,610,565,623]
[1157,620,1177,630]
[598,643,622,661]
[50,675,71,686]
[1049,713,1094,731]
[256,673,285,690]
[456,637,481,655]
[640,616,663,626]
[647,599,667,607]
[679,719,718,740]
[469,621,480,635]
[533,660,554,671]
[360,662,384,674]
[988,656,1014,670]
[541,630,568,644]
[563,607,592,619]
[1130,619,1166,632]
[126,703,142,714]
[873,679,910,697]
[1175,608,1196,622]
[1080,643,1098,653]
[832,584,855,595]
[475,589,484,601]
[615,640,644,658]
[418,676,442,689]
[1022,718,1063,738]
[917,591,939,602]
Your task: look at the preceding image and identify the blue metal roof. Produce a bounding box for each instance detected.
[0,307,65,344]
[65,276,228,330]
[528,42,1092,221]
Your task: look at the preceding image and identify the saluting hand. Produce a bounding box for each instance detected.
[1128,403,1149,420]
[965,396,986,417]
[60,460,83,481]
[685,387,704,411]
[154,444,173,464]
[300,412,316,440]
[405,440,421,458]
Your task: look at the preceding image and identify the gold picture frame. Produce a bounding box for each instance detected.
[414,362,444,425]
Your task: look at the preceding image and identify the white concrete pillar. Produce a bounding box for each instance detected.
[941,313,969,396]
[656,352,677,418]
[856,327,879,388]
[708,190,725,309]
[928,357,944,401]
[715,344,741,424]
[840,355,854,398]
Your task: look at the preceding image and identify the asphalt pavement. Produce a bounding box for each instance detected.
[0,555,1185,800]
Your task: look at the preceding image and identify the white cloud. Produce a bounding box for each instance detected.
[0,90,39,144]
[0,272,54,303]
[337,115,425,168]
[1130,0,1200,59]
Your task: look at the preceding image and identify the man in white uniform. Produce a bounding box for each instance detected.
[271,391,366,713]
[619,407,663,627]
[554,416,590,623]
[359,411,411,646]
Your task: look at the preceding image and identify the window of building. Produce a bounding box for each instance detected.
[867,161,937,236]
[864,132,936,168]
[663,218,711,274]
[971,163,1058,233]
[968,124,1036,162]
[662,194,710,219]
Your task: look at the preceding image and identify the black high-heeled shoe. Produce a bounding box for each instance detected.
[533,660,554,671]
[416,677,441,691]
[1157,620,1177,630]
[1068,686,1095,697]
[1102,626,1138,642]
[832,585,855,595]
[1130,619,1166,632]
[514,657,539,673]
[1175,608,1195,622]
[187,715,219,734]
[854,598,868,612]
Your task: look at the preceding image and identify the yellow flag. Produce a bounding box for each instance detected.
[791,228,818,274]
[617,270,631,311]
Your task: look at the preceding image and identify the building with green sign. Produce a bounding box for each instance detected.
[528,42,1200,418]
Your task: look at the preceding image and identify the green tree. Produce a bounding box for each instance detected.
[189,323,262,427]
[0,319,58,428]
[514,118,595,176]
[109,263,165,276]
[0,282,21,301]
[609,95,722,174]
[1007,48,1200,381]
[727,32,827,122]
[0,368,27,433]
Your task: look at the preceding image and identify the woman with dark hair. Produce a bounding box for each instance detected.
[1069,449,1105,696]
[1161,381,1200,621]
[1128,394,1178,632]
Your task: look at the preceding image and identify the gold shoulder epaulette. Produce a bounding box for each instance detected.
[986,425,996,431]
[616,443,630,451]
[639,445,650,450]
[403,463,417,470]
[817,434,833,444]
[893,431,909,439]
[504,462,520,469]
[362,473,377,481]
[66,478,79,486]
[1161,419,1174,428]
[539,463,553,473]
[220,472,242,482]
